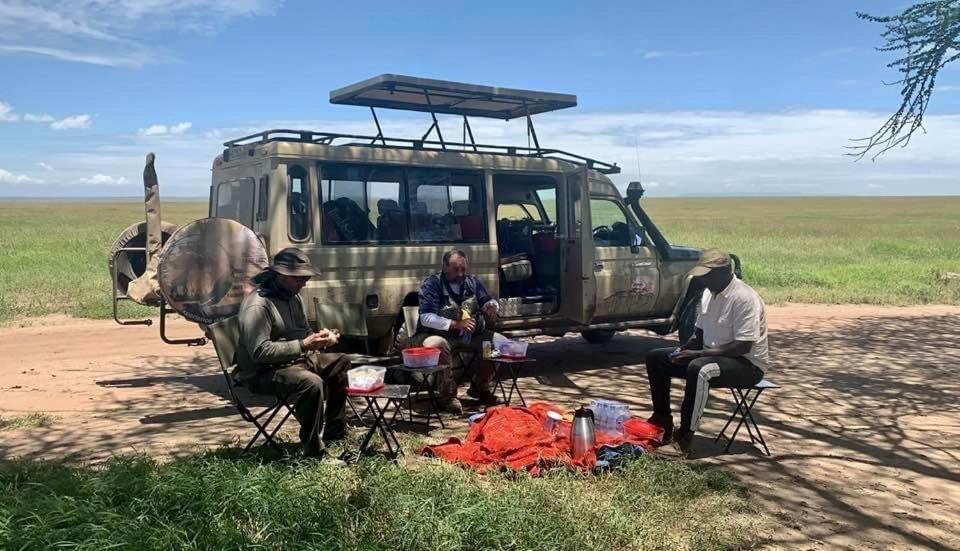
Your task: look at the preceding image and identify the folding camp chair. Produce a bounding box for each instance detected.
[209,317,295,453]
[714,378,779,456]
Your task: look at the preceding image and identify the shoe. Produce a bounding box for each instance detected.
[322,425,349,443]
[467,386,502,406]
[646,415,674,444]
[674,429,694,457]
[438,397,463,415]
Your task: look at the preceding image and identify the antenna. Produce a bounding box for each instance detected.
[634,136,642,182]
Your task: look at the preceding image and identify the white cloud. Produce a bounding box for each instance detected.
[79,173,128,185]
[139,121,192,136]
[50,114,92,130]
[637,49,710,60]
[0,45,159,68]
[0,168,41,184]
[24,113,55,122]
[0,101,18,122]
[0,1,280,68]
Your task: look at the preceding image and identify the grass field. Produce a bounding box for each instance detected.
[1,197,959,323]
[0,451,759,550]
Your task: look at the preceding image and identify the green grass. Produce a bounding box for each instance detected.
[0,201,206,323]
[0,413,56,431]
[1,197,958,323]
[0,451,759,550]
[642,197,960,305]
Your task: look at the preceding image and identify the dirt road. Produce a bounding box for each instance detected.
[1,304,958,550]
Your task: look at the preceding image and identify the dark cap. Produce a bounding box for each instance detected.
[253,247,320,283]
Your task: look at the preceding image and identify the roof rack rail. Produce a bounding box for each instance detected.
[223,129,621,175]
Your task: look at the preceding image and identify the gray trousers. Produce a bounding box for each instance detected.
[251,352,350,455]
[409,330,497,400]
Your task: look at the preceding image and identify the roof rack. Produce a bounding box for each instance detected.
[222,129,620,175]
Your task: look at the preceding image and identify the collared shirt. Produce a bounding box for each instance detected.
[235,287,311,384]
[418,273,498,334]
[695,277,769,370]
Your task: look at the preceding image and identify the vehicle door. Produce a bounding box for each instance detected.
[559,166,595,324]
[588,181,660,320]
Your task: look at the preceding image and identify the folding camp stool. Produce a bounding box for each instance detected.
[387,363,451,429]
[349,384,411,459]
[209,317,296,453]
[490,356,535,407]
[714,379,779,456]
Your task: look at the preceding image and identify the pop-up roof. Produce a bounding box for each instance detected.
[329,74,577,120]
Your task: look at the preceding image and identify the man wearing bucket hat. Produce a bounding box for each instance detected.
[644,248,768,455]
[235,247,351,457]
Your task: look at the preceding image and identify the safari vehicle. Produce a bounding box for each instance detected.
[110,75,735,352]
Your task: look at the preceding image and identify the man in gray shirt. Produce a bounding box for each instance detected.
[235,248,351,457]
[645,249,768,455]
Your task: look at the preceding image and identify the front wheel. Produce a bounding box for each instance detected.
[581,329,616,344]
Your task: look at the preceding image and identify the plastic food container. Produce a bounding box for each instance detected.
[401,347,442,368]
[347,365,386,392]
[495,339,529,358]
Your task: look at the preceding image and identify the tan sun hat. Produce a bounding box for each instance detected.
[689,248,732,277]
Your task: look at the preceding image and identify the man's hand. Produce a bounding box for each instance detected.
[302,328,340,351]
[451,318,477,335]
[670,349,701,365]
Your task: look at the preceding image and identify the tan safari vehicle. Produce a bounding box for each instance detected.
[109,75,737,352]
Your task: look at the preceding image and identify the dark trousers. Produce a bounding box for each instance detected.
[645,347,763,432]
[252,352,350,455]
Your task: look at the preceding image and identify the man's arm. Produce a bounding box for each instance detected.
[239,304,303,364]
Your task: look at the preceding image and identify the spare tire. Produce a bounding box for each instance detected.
[108,221,179,297]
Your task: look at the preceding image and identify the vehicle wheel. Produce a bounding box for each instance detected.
[677,292,702,344]
[581,329,616,344]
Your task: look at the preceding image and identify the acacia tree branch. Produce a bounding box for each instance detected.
[848,1,960,161]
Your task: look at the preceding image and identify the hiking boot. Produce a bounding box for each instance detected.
[646,415,674,444]
[322,424,349,443]
[438,397,463,415]
[673,429,694,457]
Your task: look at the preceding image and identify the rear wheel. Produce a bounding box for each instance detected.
[581,329,616,344]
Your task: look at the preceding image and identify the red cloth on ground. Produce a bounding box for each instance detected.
[421,402,663,475]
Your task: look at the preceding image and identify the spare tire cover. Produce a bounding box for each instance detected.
[158,218,268,324]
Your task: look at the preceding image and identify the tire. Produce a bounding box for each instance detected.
[677,291,702,344]
[108,221,179,295]
[581,329,616,344]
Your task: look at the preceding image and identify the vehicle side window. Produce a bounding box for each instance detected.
[589,198,636,247]
[215,177,255,228]
[321,165,404,243]
[497,203,543,222]
[407,169,486,243]
[288,165,310,241]
[256,175,269,222]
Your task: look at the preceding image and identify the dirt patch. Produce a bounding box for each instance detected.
[1,304,958,550]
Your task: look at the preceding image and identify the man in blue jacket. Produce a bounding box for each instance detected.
[411,250,501,413]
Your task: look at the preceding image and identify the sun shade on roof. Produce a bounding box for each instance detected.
[329,74,577,120]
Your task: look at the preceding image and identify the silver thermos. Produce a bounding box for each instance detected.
[570,406,596,460]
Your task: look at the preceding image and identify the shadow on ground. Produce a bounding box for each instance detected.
[2,314,958,549]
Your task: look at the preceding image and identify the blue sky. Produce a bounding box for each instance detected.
[1,0,958,197]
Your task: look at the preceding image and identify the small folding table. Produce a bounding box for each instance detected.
[349,384,410,458]
[490,356,535,407]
